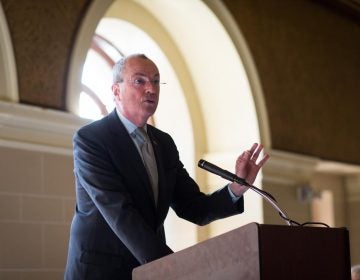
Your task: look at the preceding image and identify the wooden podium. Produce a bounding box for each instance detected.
[132,223,351,280]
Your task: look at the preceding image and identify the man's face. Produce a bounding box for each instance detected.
[113,57,160,126]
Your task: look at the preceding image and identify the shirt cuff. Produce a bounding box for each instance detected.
[227,184,241,203]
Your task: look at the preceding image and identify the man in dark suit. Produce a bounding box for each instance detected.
[64,54,269,279]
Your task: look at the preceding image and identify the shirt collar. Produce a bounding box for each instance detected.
[116,108,147,135]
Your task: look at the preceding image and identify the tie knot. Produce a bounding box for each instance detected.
[136,127,148,144]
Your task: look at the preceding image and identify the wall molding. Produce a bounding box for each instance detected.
[264,149,360,183]
[263,149,320,185]
[203,148,360,181]
[0,101,89,153]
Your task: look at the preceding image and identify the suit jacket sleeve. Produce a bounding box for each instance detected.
[160,134,244,226]
[172,177,244,226]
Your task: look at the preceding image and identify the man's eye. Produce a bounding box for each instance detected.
[134,78,145,85]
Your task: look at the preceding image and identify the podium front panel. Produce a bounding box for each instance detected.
[258,224,351,280]
[133,223,261,279]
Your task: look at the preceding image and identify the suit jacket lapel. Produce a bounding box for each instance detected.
[147,126,168,217]
[106,110,156,206]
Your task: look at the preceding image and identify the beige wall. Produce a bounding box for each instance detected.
[262,151,360,265]
[0,102,86,279]
[0,145,74,279]
[346,175,360,263]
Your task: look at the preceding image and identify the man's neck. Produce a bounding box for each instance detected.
[116,107,147,128]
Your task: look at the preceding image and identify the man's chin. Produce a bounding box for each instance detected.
[143,102,157,111]
[142,107,157,118]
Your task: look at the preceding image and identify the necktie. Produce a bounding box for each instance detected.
[136,127,158,204]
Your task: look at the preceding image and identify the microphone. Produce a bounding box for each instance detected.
[198,159,248,186]
[198,159,293,226]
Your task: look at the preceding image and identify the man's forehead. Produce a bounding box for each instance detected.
[125,57,159,76]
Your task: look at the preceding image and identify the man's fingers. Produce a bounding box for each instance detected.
[249,143,258,154]
[250,143,263,163]
[257,153,270,167]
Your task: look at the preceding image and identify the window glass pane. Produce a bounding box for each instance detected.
[82,50,114,113]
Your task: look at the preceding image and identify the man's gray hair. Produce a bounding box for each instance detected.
[112,54,149,84]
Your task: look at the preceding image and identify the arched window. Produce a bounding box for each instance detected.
[80,34,123,119]
[0,1,18,102]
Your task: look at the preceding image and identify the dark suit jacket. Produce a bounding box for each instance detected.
[65,110,244,279]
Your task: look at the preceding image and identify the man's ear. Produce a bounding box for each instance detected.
[112,83,121,101]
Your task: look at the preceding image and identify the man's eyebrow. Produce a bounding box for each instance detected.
[132,72,160,77]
